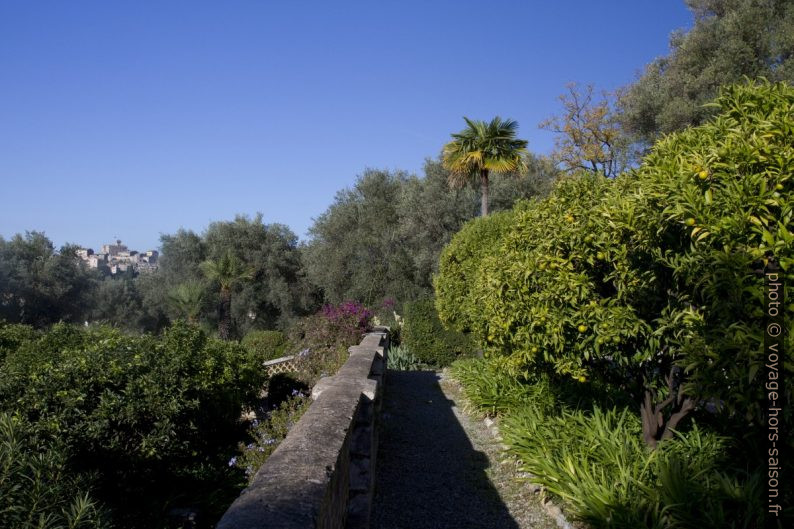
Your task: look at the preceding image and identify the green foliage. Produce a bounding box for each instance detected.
[401,299,475,367]
[452,358,764,528]
[303,169,421,305]
[459,81,794,427]
[89,276,154,332]
[501,406,762,528]
[303,160,556,307]
[233,394,310,482]
[0,233,96,326]
[434,209,517,334]
[441,79,793,528]
[386,344,424,371]
[167,280,206,323]
[614,79,794,423]
[241,329,289,362]
[442,117,529,216]
[472,173,630,379]
[450,357,554,416]
[619,0,794,143]
[0,321,268,527]
[0,413,108,529]
[0,322,36,363]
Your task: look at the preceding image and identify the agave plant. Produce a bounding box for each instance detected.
[387,344,423,371]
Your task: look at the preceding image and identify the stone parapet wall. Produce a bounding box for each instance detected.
[217,328,390,529]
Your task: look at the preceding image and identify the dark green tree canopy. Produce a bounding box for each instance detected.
[619,0,794,143]
[0,232,95,326]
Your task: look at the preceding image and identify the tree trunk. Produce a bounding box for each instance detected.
[639,366,696,449]
[480,169,490,216]
[218,287,232,340]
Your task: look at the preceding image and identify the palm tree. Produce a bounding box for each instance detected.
[199,252,253,340]
[442,116,529,216]
[167,280,205,324]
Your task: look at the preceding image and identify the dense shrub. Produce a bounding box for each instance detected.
[440,81,793,526]
[232,394,311,482]
[266,373,309,408]
[472,173,629,378]
[286,301,372,385]
[434,209,517,334]
[0,322,264,461]
[241,329,289,361]
[0,413,108,529]
[618,80,794,424]
[0,321,268,527]
[0,322,35,362]
[443,81,793,445]
[401,298,475,367]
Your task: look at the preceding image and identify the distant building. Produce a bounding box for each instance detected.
[101,239,128,256]
[77,239,158,276]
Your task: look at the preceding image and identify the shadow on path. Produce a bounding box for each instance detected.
[371,370,520,529]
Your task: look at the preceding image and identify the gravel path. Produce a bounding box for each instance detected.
[371,370,556,529]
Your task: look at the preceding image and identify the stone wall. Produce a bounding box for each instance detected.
[217,328,389,529]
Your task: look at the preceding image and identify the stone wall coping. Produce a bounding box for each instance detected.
[217,329,388,529]
[262,355,296,366]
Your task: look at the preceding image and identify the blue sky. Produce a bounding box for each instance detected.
[0,1,692,251]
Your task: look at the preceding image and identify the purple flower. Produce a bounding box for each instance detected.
[228,456,238,467]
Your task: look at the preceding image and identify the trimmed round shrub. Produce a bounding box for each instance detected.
[242,329,289,362]
[434,209,517,334]
[401,298,475,367]
[472,173,637,378]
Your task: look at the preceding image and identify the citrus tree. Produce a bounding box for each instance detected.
[439,80,794,447]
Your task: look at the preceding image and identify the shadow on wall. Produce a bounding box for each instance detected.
[372,370,520,529]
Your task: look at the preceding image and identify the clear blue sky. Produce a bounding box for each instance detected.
[0,1,692,251]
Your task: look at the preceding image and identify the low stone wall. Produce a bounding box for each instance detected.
[217,328,389,529]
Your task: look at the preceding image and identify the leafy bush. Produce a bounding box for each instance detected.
[0,413,108,529]
[619,79,794,424]
[448,80,794,445]
[0,321,36,363]
[387,344,423,371]
[0,321,268,527]
[242,329,289,361]
[286,301,373,385]
[266,373,309,408]
[401,298,475,367]
[501,406,762,528]
[434,209,517,334]
[233,394,311,482]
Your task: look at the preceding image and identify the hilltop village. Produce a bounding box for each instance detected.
[77,240,158,275]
